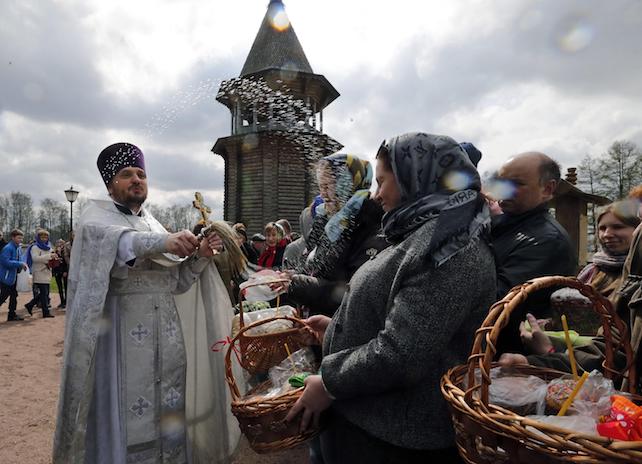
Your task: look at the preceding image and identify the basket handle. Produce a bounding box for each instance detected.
[238,278,290,330]
[464,276,637,405]
[224,315,313,401]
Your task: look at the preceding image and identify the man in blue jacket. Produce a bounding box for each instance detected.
[0,229,29,321]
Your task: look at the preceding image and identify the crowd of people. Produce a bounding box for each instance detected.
[0,228,73,321]
[2,135,641,464]
[226,138,642,464]
[500,194,642,380]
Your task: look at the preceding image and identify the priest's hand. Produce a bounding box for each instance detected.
[166,231,199,257]
[286,375,333,432]
[199,232,224,257]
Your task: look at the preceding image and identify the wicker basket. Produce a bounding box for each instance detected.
[441,276,642,463]
[237,279,309,374]
[225,315,320,453]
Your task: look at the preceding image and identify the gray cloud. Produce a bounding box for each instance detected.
[325,0,642,171]
[2,0,642,213]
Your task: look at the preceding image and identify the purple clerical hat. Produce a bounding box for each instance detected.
[97,143,146,186]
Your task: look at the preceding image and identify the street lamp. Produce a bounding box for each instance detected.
[64,186,79,234]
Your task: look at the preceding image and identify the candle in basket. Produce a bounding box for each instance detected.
[557,371,589,416]
[561,314,579,380]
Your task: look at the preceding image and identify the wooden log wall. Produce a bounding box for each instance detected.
[218,131,338,236]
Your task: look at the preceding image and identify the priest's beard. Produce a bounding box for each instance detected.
[111,188,147,211]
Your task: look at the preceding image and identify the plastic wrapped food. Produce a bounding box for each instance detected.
[597,395,642,441]
[546,377,577,413]
[234,300,270,315]
[289,373,311,388]
[268,347,317,390]
[487,369,548,415]
[231,305,297,337]
[255,347,318,399]
[240,269,288,302]
[546,371,617,417]
[571,370,617,419]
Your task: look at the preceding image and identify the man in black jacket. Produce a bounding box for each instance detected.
[491,151,576,352]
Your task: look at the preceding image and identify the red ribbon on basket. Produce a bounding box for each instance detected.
[211,336,242,365]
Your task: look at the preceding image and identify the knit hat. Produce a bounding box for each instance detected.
[460,142,482,167]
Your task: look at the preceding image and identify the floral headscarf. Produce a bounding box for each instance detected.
[304,153,373,278]
[318,153,372,242]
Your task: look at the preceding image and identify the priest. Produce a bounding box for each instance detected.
[53,143,240,464]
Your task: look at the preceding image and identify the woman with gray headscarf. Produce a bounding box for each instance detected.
[287,133,497,463]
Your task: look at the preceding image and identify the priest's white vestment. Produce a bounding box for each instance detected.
[53,200,241,464]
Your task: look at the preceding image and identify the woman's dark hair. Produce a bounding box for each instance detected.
[376,143,393,171]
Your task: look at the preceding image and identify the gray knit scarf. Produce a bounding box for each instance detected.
[591,250,628,271]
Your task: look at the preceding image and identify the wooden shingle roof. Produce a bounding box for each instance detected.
[555,179,611,205]
[240,0,313,77]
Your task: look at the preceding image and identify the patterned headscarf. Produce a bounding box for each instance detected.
[381,132,490,266]
[319,153,373,242]
[304,153,373,278]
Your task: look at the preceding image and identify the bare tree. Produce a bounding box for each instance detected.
[147,204,173,231]
[9,192,35,237]
[579,141,642,200]
[169,204,198,232]
[39,198,59,230]
[578,155,600,251]
[37,198,70,240]
[578,140,642,253]
[0,193,202,238]
[599,141,642,199]
[0,195,9,234]
[57,206,70,239]
[146,204,198,232]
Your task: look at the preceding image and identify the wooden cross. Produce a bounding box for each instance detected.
[192,192,212,224]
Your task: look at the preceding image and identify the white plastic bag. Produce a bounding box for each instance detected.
[473,367,548,415]
[490,374,548,415]
[231,305,297,337]
[569,370,617,419]
[239,269,287,302]
[268,347,317,390]
[16,270,31,293]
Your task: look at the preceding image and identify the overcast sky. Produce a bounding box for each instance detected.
[1,0,641,216]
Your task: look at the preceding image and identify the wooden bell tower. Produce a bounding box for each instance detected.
[212,0,342,234]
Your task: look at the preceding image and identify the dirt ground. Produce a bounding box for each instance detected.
[0,292,307,464]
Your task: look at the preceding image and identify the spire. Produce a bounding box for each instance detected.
[240,0,313,77]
